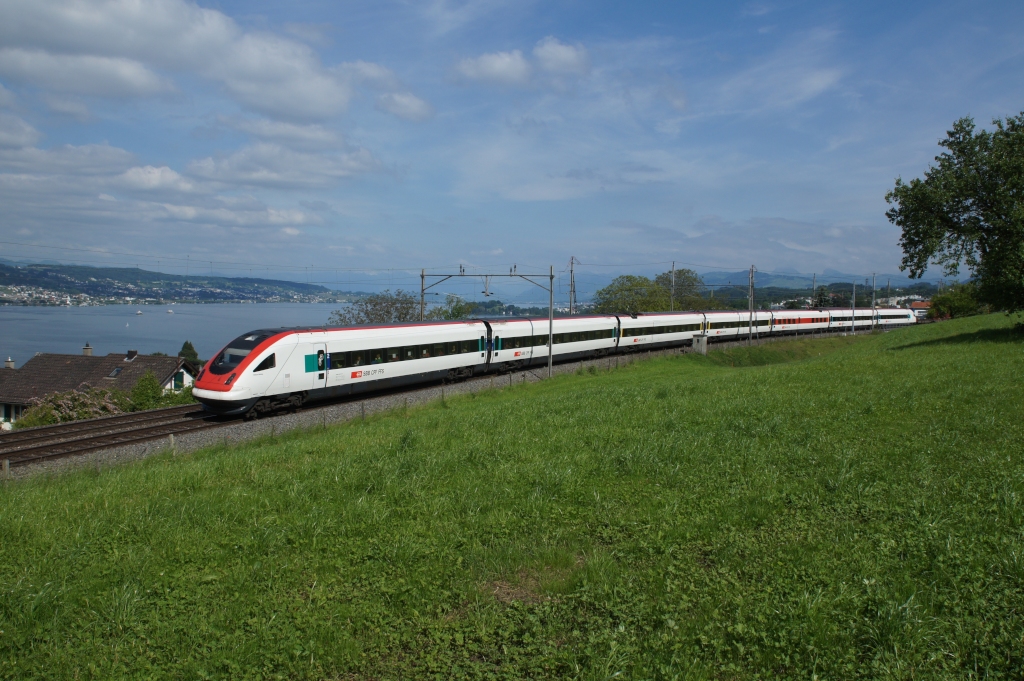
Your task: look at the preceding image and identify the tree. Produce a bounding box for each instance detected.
[812,286,831,308]
[653,268,708,309]
[178,340,199,363]
[130,371,164,411]
[329,289,419,325]
[886,113,1024,312]
[592,269,709,314]
[592,275,667,314]
[426,294,475,320]
[928,282,984,319]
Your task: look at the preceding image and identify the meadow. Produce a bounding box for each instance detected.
[1,314,1022,679]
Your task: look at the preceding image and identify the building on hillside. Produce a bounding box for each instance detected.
[910,301,932,319]
[0,345,196,426]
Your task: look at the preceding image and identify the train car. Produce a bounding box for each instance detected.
[771,309,830,335]
[193,321,489,417]
[702,310,773,340]
[618,311,705,349]
[875,309,915,328]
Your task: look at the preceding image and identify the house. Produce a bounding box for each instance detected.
[0,345,197,426]
[909,301,932,319]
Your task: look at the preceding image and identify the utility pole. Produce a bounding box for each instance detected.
[871,273,876,330]
[748,264,755,345]
[548,266,554,378]
[568,256,578,315]
[811,273,816,307]
[421,266,555,378]
[670,261,676,312]
[887,279,891,308]
[851,280,856,334]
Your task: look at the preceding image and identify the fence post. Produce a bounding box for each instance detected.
[2,458,9,481]
[168,433,175,453]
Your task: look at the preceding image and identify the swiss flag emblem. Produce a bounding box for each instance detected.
[351,370,362,378]
[514,351,521,357]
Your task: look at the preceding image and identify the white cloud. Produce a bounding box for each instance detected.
[457,50,531,85]
[120,165,195,192]
[227,118,341,149]
[0,49,171,97]
[42,95,91,119]
[421,0,515,35]
[188,142,380,188]
[0,113,41,149]
[334,60,401,90]
[281,226,301,236]
[533,37,589,76]
[375,92,433,121]
[0,0,404,121]
[0,83,15,108]
[718,29,842,111]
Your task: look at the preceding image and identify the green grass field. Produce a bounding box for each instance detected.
[2,315,1023,680]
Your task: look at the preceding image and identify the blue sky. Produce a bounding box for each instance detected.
[0,0,1021,294]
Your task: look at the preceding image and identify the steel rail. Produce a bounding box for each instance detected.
[5,418,228,467]
[0,405,205,448]
[0,405,202,445]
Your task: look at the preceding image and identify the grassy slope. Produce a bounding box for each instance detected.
[2,316,1023,680]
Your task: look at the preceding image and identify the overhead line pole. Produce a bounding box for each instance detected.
[549,266,554,378]
[871,273,876,330]
[851,280,856,334]
[420,267,556,378]
[748,265,755,345]
[670,261,675,312]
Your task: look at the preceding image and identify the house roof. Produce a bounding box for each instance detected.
[909,301,932,309]
[0,353,196,405]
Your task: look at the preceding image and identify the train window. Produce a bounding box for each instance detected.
[434,343,447,357]
[330,352,347,368]
[460,340,474,354]
[402,346,416,360]
[447,342,459,355]
[253,353,276,372]
[419,345,432,359]
[350,351,366,367]
[387,348,402,362]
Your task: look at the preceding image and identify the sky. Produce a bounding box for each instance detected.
[0,0,1021,296]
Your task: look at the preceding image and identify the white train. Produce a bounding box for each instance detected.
[192,308,915,417]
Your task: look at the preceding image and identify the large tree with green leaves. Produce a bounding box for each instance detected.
[329,289,419,325]
[886,113,1024,312]
[592,269,707,314]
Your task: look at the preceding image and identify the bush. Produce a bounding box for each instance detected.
[928,282,985,319]
[15,386,130,429]
[14,373,196,428]
[129,371,164,411]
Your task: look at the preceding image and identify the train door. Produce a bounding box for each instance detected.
[480,320,493,368]
[313,343,327,389]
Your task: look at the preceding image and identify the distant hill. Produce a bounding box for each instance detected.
[0,263,366,304]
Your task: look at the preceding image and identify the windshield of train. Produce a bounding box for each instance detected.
[208,331,270,375]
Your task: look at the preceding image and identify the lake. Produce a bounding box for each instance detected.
[0,303,344,366]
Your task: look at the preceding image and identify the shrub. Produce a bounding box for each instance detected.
[129,371,164,411]
[14,386,129,429]
[928,282,985,319]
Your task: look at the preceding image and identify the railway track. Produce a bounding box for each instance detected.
[0,405,228,467]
